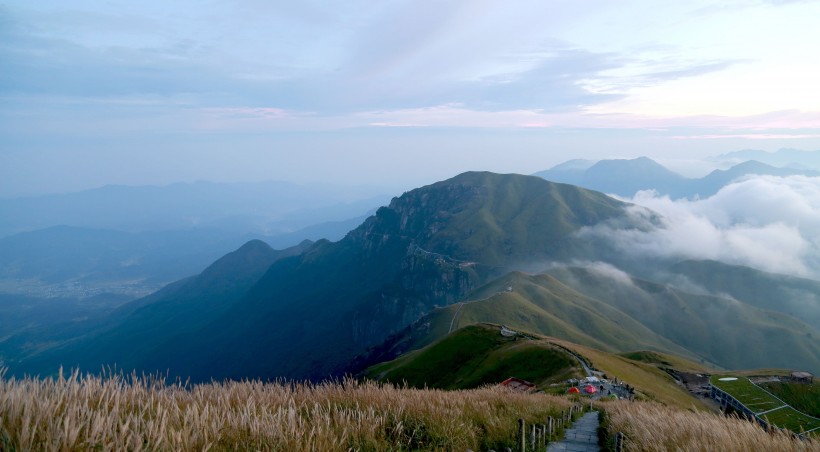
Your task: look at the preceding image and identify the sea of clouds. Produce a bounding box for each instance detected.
[580,175,820,279]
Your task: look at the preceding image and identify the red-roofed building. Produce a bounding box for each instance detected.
[499,377,536,392]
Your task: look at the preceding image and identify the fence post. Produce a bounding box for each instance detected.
[540,424,546,447]
[615,431,624,452]
[518,418,525,452]
[548,416,553,440]
[531,424,536,450]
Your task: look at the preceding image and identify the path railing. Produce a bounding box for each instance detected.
[511,403,590,452]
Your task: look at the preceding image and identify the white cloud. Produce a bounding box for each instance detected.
[580,175,820,278]
[573,261,636,287]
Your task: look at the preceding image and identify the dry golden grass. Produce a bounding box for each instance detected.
[0,369,574,451]
[603,400,819,451]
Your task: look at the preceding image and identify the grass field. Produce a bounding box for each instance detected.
[0,368,575,451]
[603,400,818,451]
[761,381,820,418]
[3,365,818,450]
[710,376,820,434]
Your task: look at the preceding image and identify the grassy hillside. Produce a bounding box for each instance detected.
[619,350,713,374]
[603,400,817,451]
[671,259,820,330]
[760,381,820,418]
[546,266,820,372]
[449,272,700,359]
[367,324,580,389]
[364,321,709,411]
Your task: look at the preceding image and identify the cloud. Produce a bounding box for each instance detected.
[571,261,636,287]
[579,175,820,278]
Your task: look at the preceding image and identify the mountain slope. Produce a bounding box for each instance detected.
[670,260,820,330]
[125,172,637,381]
[352,271,701,371]
[10,239,312,374]
[545,266,820,372]
[356,265,819,375]
[364,323,709,410]
[367,324,580,389]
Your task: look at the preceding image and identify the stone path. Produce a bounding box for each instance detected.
[546,411,600,452]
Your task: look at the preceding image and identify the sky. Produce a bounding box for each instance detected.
[3,0,820,197]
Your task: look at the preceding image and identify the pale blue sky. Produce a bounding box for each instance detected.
[2,0,820,196]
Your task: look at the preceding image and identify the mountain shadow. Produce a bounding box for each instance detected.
[10,239,312,374]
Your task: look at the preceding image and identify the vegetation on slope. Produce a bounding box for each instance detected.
[711,376,820,434]
[760,381,820,418]
[450,272,700,359]
[618,350,714,374]
[364,321,709,411]
[672,259,820,330]
[602,400,817,451]
[367,324,579,389]
[114,171,635,382]
[547,266,820,372]
[0,369,575,451]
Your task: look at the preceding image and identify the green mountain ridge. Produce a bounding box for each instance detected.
[89,171,639,381]
[355,266,819,374]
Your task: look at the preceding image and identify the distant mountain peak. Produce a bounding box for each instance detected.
[535,156,818,199]
[547,159,596,171]
[237,239,274,252]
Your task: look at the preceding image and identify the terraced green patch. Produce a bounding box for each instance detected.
[761,407,820,435]
[761,381,820,418]
[711,376,820,435]
[711,376,783,412]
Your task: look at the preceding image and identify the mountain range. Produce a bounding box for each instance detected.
[6,170,819,380]
[533,157,819,198]
[0,180,389,238]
